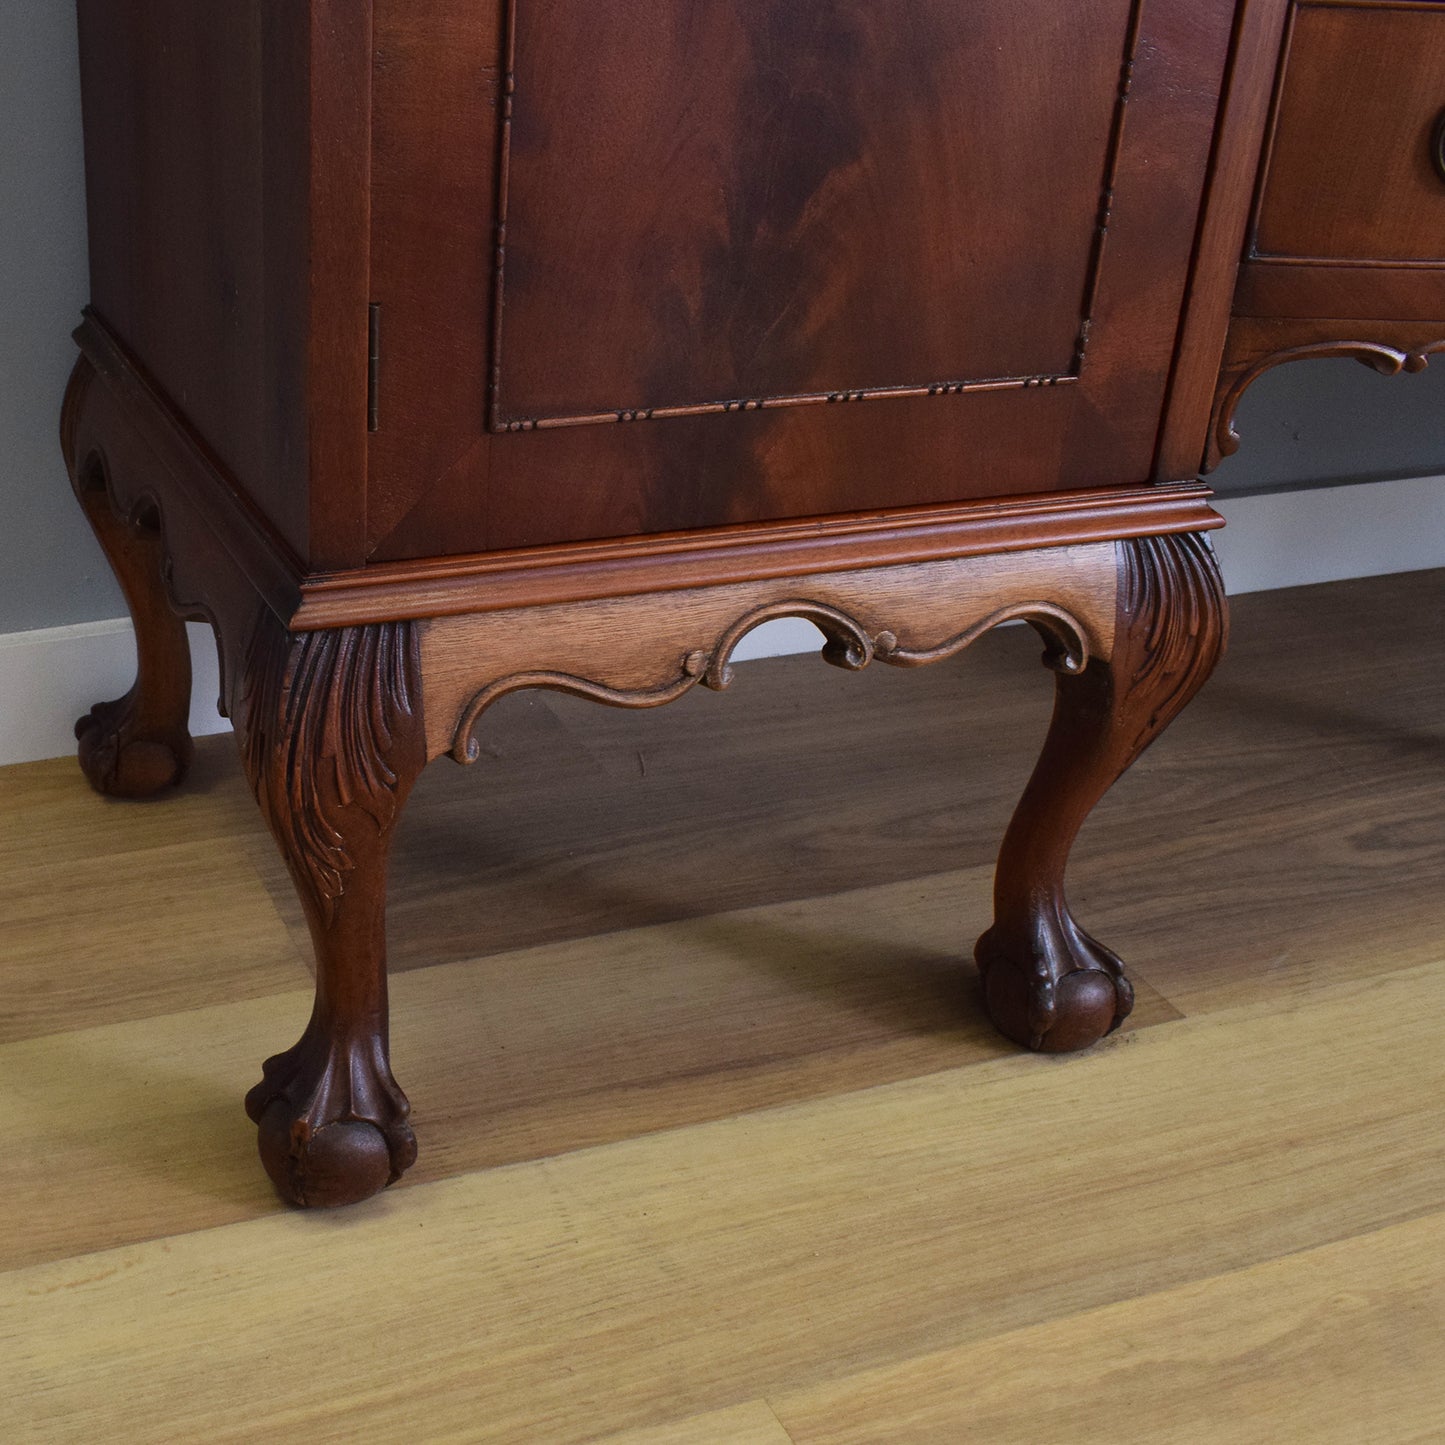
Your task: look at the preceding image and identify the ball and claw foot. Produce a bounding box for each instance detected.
[75,694,193,799]
[975,917,1135,1054]
[244,1032,418,1209]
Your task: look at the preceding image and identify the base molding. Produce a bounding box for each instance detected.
[6,473,1443,768]
[421,542,1119,763]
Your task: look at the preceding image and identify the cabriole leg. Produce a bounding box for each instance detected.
[237,609,427,1207]
[977,533,1228,1053]
[61,357,194,797]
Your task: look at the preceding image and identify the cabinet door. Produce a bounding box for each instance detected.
[368,0,1238,560]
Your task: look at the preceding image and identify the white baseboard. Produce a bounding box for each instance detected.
[3,474,1442,767]
[1212,474,1445,594]
[0,619,227,768]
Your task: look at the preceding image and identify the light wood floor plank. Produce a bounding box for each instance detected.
[0,870,1179,1270]
[3,572,1441,1442]
[0,742,260,869]
[772,1211,1445,1445]
[0,990,313,1271]
[593,1401,795,1444]
[3,960,1442,1444]
[0,839,310,1044]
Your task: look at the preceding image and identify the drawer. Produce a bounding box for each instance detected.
[1213,1,1445,471]
[1253,0,1445,267]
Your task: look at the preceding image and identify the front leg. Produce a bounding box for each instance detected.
[977,533,1228,1052]
[236,610,427,1207]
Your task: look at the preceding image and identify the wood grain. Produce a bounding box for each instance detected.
[495,0,1122,424]
[3,962,1442,1443]
[2,570,1442,1439]
[1213,2,1445,470]
[773,1212,1445,1444]
[1154,0,1293,479]
[595,1403,795,1445]
[1253,1,1445,265]
[418,543,1120,761]
[0,748,307,1045]
[303,484,1220,630]
[1234,257,1445,322]
[365,0,1238,556]
[73,313,1225,630]
[0,839,306,1048]
[0,867,1180,1272]
[75,0,310,558]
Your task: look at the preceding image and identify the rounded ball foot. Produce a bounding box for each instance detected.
[1038,969,1118,1054]
[257,1100,398,1209]
[75,702,191,799]
[976,926,1132,1054]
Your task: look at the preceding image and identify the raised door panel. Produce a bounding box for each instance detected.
[368,0,1238,561]
[496,0,1117,428]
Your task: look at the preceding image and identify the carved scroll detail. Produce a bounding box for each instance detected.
[1213,339,1445,465]
[239,615,422,919]
[451,597,1092,764]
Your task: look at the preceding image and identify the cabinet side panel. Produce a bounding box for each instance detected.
[76,0,309,560]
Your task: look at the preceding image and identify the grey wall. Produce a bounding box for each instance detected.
[1,9,1442,636]
[1,2,122,634]
[1218,357,1445,494]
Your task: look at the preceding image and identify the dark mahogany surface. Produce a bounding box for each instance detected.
[77,0,373,571]
[1232,0,1445,329]
[1253,1,1445,265]
[76,0,310,558]
[76,0,1374,1212]
[496,0,1123,424]
[368,0,1238,561]
[77,2,1263,569]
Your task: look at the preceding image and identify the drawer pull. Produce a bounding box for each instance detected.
[1433,111,1445,184]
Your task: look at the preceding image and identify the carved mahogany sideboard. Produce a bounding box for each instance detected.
[61,1,1445,1207]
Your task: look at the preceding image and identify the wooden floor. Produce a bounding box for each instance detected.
[3,568,1444,1443]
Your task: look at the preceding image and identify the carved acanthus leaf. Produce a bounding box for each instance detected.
[240,615,422,917]
[1117,533,1228,756]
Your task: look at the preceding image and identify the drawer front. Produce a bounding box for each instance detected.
[368,0,1238,560]
[1254,0,1445,266]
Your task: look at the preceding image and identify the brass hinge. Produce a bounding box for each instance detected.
[367,303,381,433]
